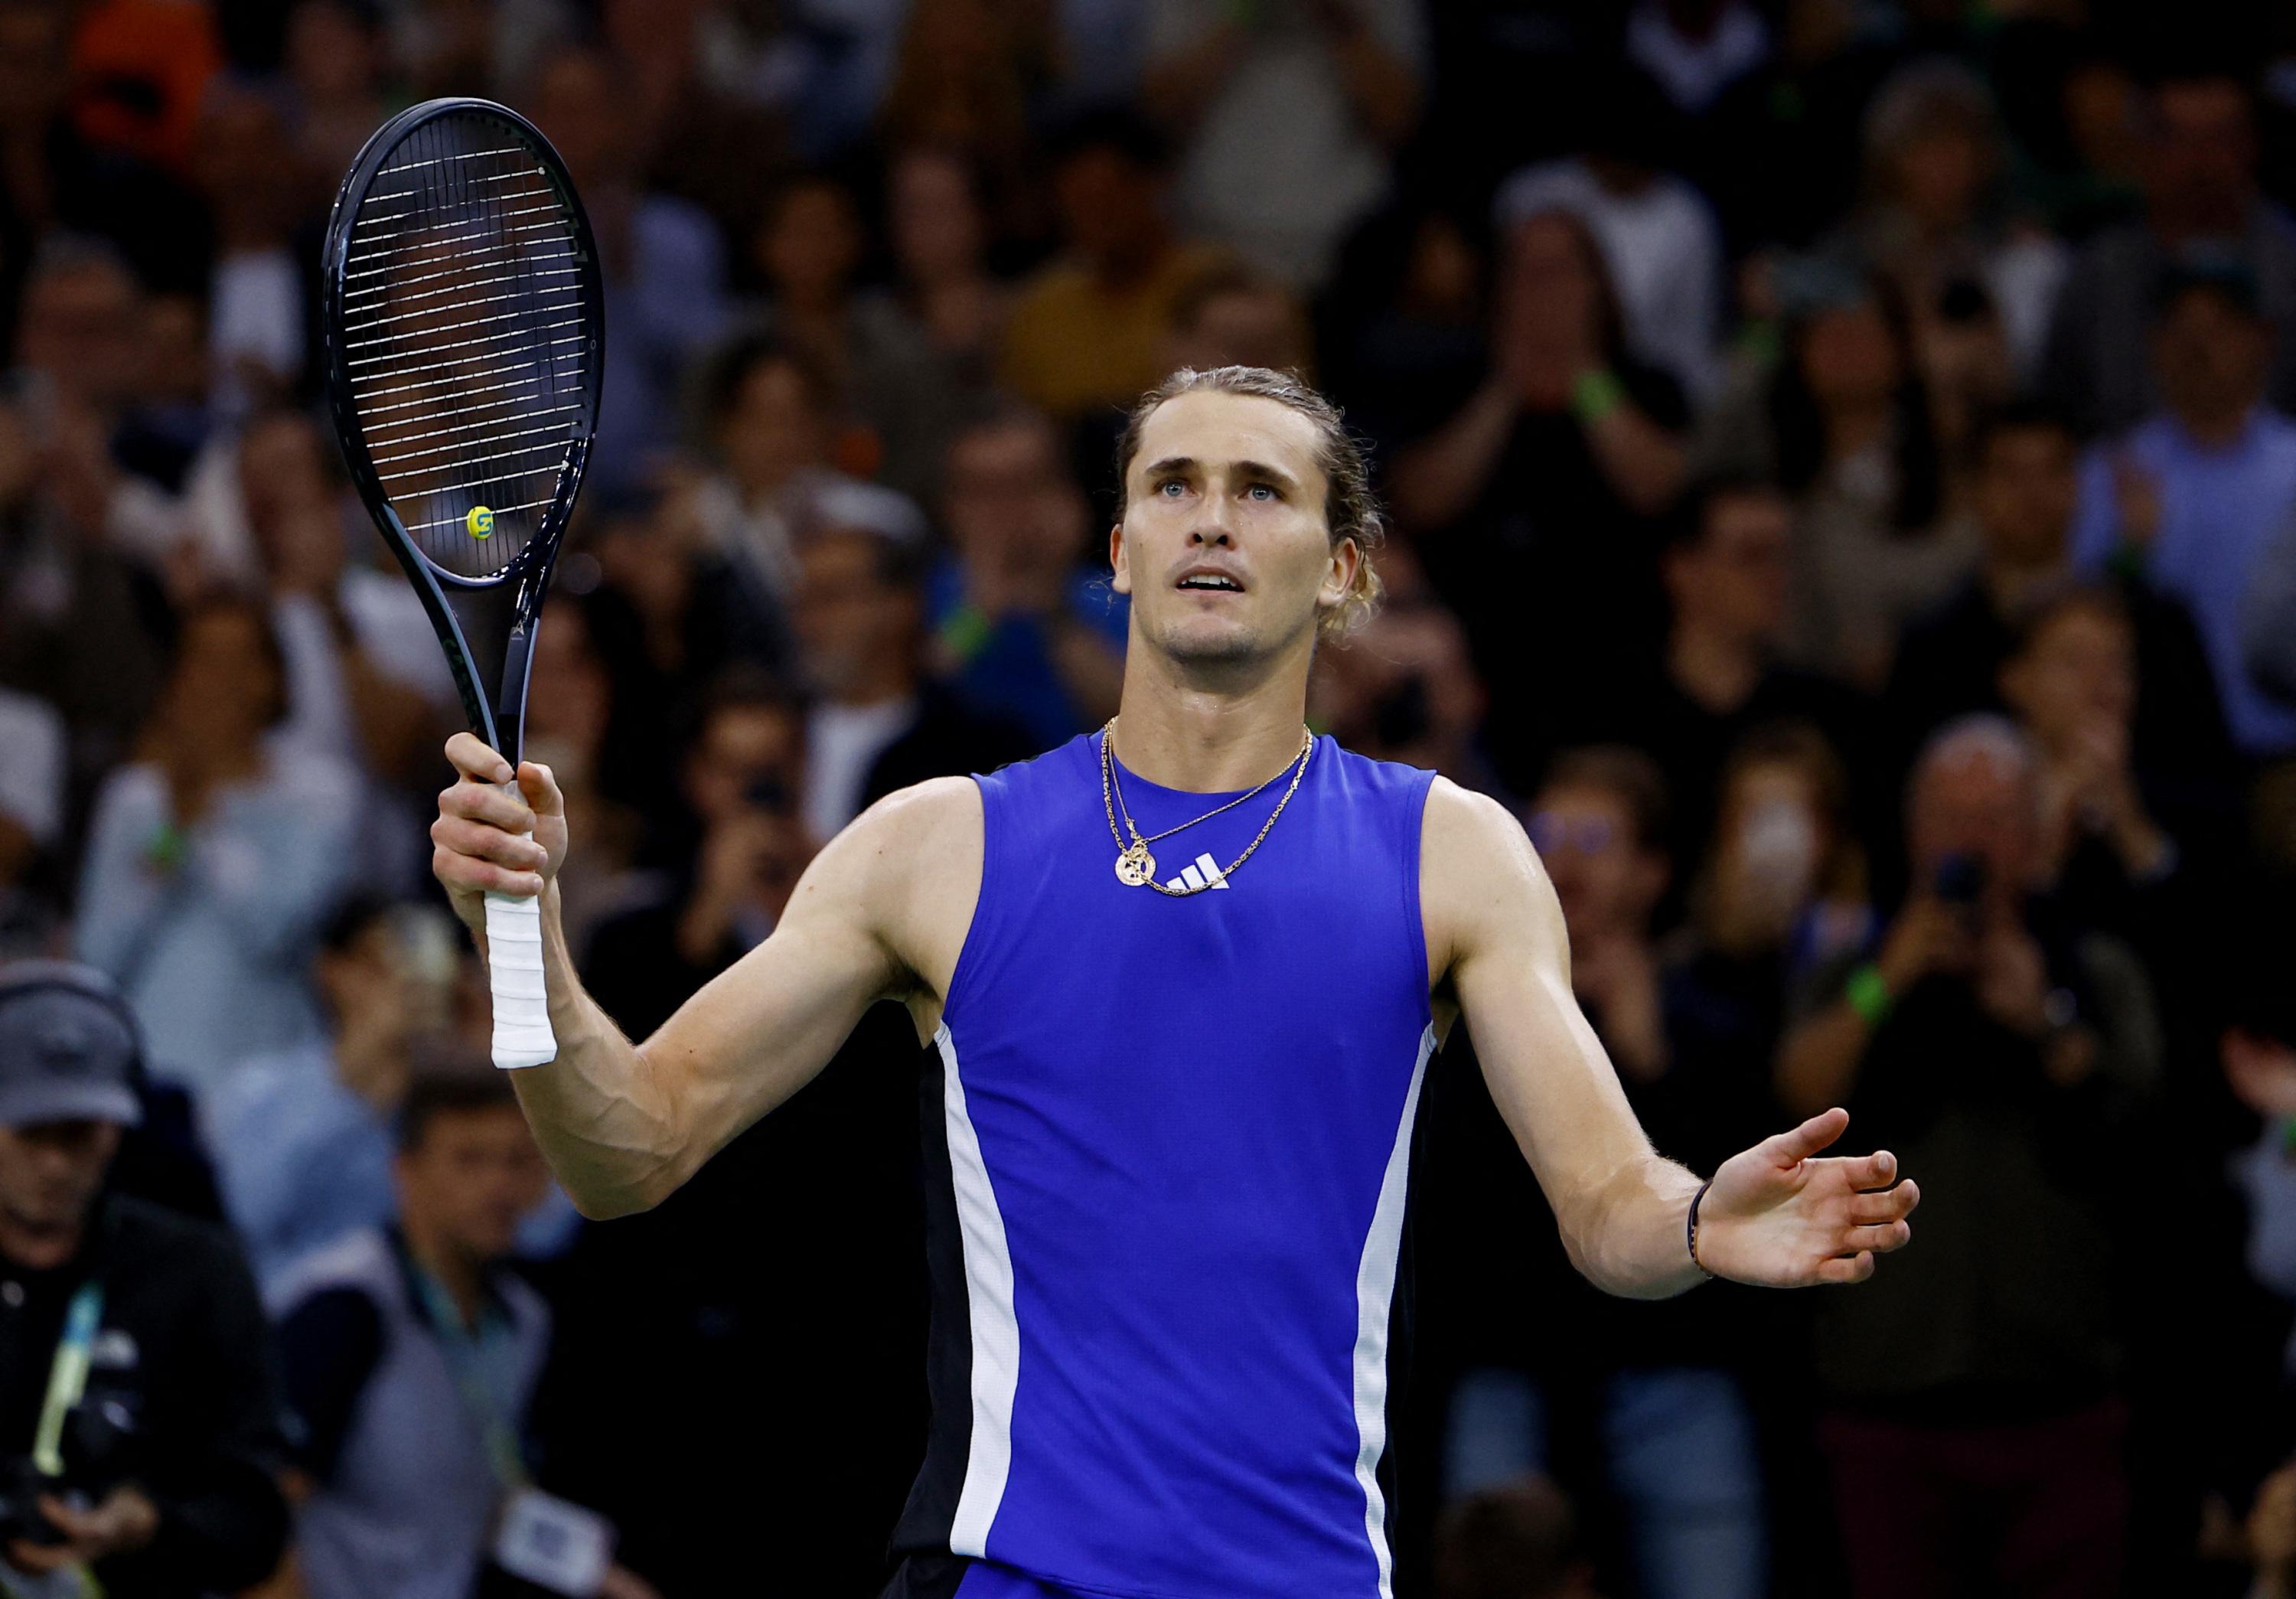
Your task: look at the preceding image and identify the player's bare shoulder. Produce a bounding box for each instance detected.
[800,775,983,1017]
[1418,775,1567,996]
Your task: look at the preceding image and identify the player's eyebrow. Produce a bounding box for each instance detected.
[1230,459,1303,495]
[1142,455,1304,495]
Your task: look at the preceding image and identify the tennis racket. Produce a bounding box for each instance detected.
[321,97,605,1070]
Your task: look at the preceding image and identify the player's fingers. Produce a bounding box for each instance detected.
[518,760,565,818]
[445,732,515,785]
[431,845,544,899]
[438,779,535,833]
[429,814,549,872]
[1847,1180,1919,1225]
[1815,1251,1875,1286]
[1762,1107,1849,1168]
[1854,1150,1899,1190]
[1842,1220,1911,1255]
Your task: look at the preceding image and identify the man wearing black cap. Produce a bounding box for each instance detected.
[0,961,287,1597]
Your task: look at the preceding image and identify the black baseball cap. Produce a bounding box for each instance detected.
[0,963,143,1129]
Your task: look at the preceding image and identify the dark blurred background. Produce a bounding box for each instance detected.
[8,0,2296,1595]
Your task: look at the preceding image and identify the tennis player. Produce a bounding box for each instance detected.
[429,366,1918,1599]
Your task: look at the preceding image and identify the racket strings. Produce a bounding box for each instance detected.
[339,111,592,579]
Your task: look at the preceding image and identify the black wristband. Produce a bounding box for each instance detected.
[1688,1178,1717,1280]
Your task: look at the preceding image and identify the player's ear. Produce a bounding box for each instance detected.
[1318,537,1359,610]
[1109,523,1131,596]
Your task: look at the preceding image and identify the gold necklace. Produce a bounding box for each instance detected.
[1099,717,1314,894]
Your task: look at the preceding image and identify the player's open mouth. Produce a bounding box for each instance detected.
[1176,569,1245,592]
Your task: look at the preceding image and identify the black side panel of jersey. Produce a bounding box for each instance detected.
[890,1038,973,1557]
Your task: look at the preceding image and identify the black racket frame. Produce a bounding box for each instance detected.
[321,96,605,766]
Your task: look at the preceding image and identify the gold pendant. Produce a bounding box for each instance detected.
[1114,843,1156,886]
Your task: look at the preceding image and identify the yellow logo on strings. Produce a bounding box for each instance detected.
[467,505,495,538]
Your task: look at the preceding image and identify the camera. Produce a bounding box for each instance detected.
[1934,850,1988,908]
[0,1393,139,1545]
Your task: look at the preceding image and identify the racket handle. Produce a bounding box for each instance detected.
[485,890,557,1069]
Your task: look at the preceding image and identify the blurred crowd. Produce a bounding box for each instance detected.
[8,0,2296,1594]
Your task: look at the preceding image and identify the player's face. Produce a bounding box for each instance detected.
[1112,391,1356,671]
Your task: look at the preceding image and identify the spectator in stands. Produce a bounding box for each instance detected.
[1142,0,1423,289]
[582,485,788,852]
[0,961,288,1598]
[0,0,209,302]
[1311,577,1499,793]
[73,594,359,1097]
[1389,207,1688,791]
[1999,588,2187,909]
[997,109,1229,423]
[201,896,448,1289]
[283,0,391,195]
[188,81,310,425]
[689,332,876,615]
[0,688,64,958]
[271,1071,657,1599]
[748,171,966,505]
[1319,193,1489,460]
[1890,400,2229,786]
[882,146,1013,400]
[929,404,1125,746]
[875,0,1049,192]
[5,238,181,580]
[2071,261,2296,759]
[1779,716,2160,1599]
[2043,65,2296,436]
[1841,59,2066,381]
[520,599,645,964]
[1495,67,1726,399]
[1443,749,1767,1599]
[1433,1473,1603,1599]
[583,673,813,1040]
[1674,724,1876,1085]
[1160,262,1316,378]
[230,410,443,794]
[792,498,1030,844]
[0,391,165,798]
[526,44,733,495]
[1613,476,1869,878]
[1694,259,1970,688]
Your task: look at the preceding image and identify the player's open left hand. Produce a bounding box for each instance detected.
[1693,1108,1918,1287]
[431,731,569,928]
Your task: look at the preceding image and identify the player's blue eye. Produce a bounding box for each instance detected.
[1247,484,1277,501]
[1158,479,1186,497]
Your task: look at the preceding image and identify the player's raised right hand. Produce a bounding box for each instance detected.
[432,732,569,929]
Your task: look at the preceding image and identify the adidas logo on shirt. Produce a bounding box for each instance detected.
[1165,853,1230,893]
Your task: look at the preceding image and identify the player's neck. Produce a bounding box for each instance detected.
[1112,648,1310,793]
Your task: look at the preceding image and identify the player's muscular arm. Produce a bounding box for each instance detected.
[1423,779,1919,1297]
[434,735,978,1218]
[1422,779,1704,1298]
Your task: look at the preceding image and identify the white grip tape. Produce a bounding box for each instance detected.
[485,889,556,1069]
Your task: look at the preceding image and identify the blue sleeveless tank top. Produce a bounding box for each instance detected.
[893,731,1440,1599]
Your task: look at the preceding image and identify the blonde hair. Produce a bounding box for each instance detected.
[1114,365,1385,639]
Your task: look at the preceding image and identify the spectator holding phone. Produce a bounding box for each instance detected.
[580,673,814,1040]
[1777,716,2161,1599]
